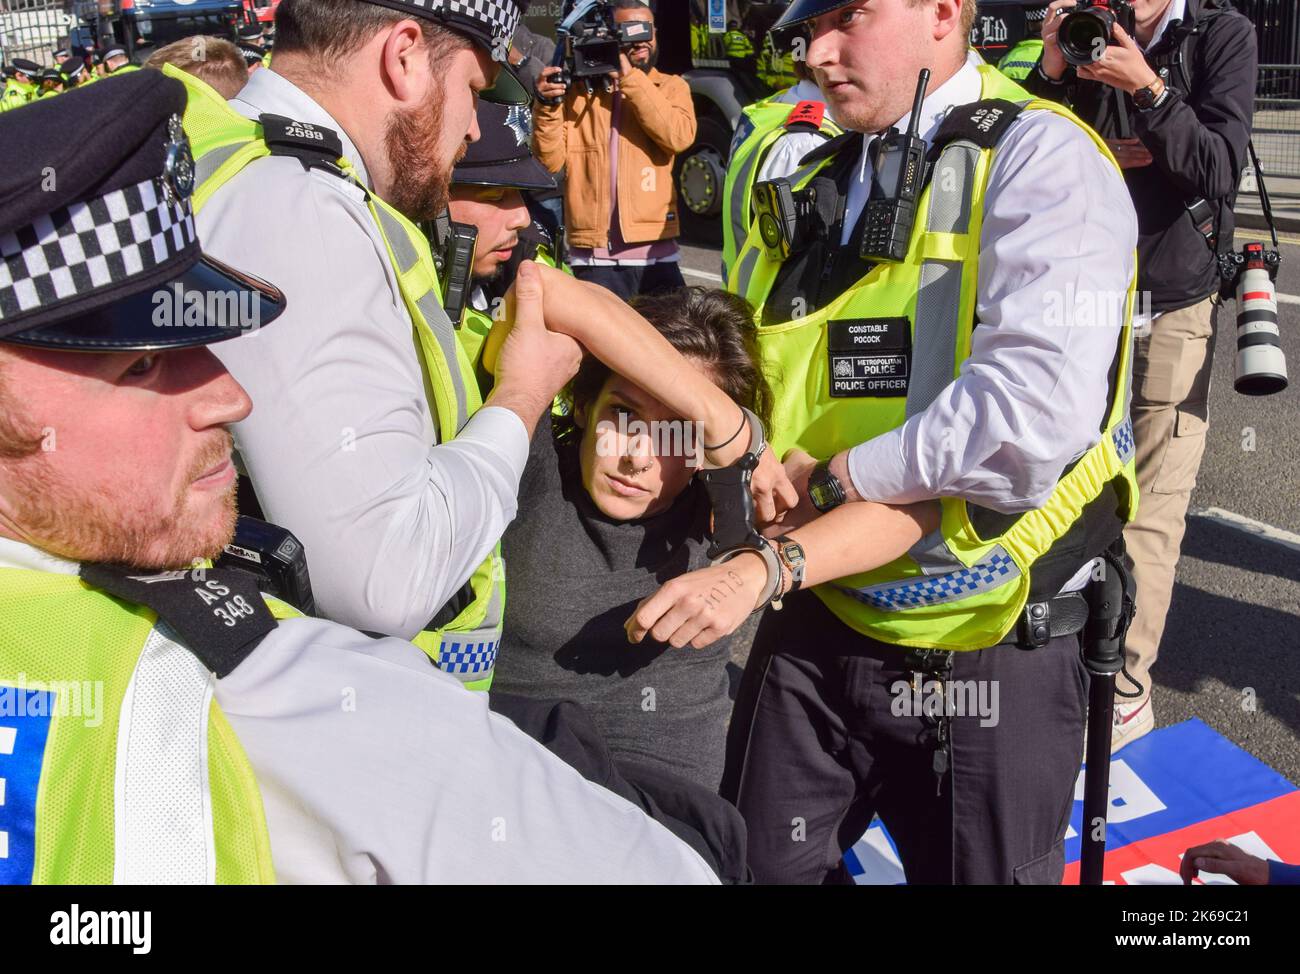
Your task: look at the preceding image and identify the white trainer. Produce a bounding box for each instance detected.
[1110,695,1155,752]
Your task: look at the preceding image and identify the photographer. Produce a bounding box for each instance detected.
[533,0,697,301]
[1025,0,1258,749]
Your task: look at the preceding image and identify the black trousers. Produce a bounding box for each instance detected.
[720,591,1088,885]
[489,691,748,884]
[571,261,686,302]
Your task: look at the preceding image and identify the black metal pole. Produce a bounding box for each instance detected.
[1079,546,1129,885]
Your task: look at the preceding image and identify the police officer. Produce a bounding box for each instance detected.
[0,70,717,885]
[36,68,63,99]
[237,21,267,50]
[997,5,1047,80]
[61,57,91,88]
[640,0,1142,883]
[181,0,576,692]
[0,59,40,111]
[447,99,562,379]
[102,46,138,75]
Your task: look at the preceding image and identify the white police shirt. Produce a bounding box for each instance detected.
[0,539,719,885]
[198,68,527,639]
[837,52,1138,592]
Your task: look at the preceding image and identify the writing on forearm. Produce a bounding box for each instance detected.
[702,570,746,610]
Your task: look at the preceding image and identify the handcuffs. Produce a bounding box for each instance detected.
[695,405,785,614]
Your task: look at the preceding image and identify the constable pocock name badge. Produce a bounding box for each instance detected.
[827,317,912,398]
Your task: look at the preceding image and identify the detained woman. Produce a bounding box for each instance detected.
[490,282,782,791]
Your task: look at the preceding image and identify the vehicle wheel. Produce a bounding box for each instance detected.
[674,115,731,247]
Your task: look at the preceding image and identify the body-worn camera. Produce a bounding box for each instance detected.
[550,0,654,95]
[214,516,316,616]
[1220,242,1288,396]
[1058,0,1136,66]
[421,210,478,328]
[751,175,839,260]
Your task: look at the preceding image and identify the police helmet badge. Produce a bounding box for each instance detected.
[163,114,195,206]
[505,105,532,147]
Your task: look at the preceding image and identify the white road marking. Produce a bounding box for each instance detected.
[680,266,723,283]
[1190,506,1300,556]
[1276,292,1300,305]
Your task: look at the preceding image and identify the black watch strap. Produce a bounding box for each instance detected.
[808,459,847,513]
[774,535,806,594]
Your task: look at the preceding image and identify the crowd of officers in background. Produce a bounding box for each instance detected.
[0,20,274,112]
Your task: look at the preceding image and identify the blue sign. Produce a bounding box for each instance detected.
[0,689,56,885]
[708,0,726,33]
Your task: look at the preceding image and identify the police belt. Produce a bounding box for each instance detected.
[1000,590,1091,650]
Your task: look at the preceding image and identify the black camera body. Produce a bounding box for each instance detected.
[422,210,479,329]
[1059,0,1136,66]
[214,516,316,616]
[751,175,839,260]
[553,0,654,93]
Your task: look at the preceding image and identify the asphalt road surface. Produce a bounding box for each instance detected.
[676,234,1300,785]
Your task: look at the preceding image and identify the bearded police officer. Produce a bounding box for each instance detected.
[178,0,580,691]
[0,72,718,885]
[704,0,1140,884]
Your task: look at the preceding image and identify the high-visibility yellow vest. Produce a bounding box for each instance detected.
[167,65,504,691]
[721,93,842,281]
[0,78,35,111]
[998,38,1044,81]
[728,64,1139,651]
[0,566,289,883]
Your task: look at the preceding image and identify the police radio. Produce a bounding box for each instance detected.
[1221,242,1287,396]
[424,209,478,328]
[859,68,930,263]
[214,515,316,616]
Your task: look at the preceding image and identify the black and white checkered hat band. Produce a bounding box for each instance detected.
[0,175,197,323]
[411,0,520,47]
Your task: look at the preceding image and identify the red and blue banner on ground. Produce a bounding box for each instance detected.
[846,719,1300,885]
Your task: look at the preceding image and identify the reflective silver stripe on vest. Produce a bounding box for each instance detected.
[905,140,980,420]
[726,127,779,278]
[194,142,246,192]
[113,623,217,884]
[369,204,470,431]
[834,544,1020,611]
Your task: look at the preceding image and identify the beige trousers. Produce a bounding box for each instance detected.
[1122,295,1219,698]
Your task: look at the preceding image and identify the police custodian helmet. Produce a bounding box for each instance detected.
[0,70,285,350]
[360,0,530,103]
[771,0,861,31]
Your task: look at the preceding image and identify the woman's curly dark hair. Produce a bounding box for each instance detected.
[555,286,773,440]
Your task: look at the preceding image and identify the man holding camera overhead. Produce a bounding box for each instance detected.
[533,0,696,300]
[1025,0,1258,749]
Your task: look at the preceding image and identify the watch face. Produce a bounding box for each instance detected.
[780,541,805,564]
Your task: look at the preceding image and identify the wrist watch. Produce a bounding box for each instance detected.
[774,535,806,594]
[808,459,847,513]
[1133,76,1169,111]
